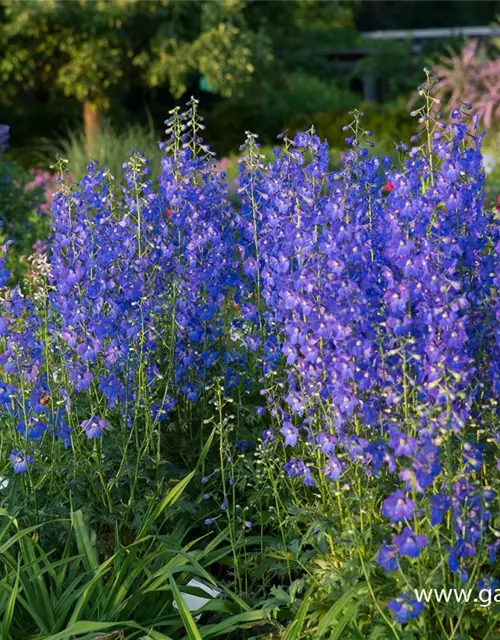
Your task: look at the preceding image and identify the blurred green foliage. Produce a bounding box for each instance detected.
[286,98,416,153]
[0,158,51,281]
[0,0,499,162]
[41,117,164,182]
[0,0,270,105]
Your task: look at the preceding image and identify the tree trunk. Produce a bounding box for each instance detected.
[83,100,100,156]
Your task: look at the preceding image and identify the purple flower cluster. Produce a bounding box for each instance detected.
[0,100,238,471]
[232,81,500,622]
[26,169,65,215]
[1,87,500,624]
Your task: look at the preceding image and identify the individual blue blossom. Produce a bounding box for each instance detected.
[98,374,125,410]
[477,576,499,593]
[429,492,450,525]
[462,442,483,474]
[376,542,399,573]
[56,418,72,448]
[392,527,427,558]
[317,432,337,455]
[382,490,416,523]
[448,548,460,573]
[9,450,34,473]
[284,458,313,485]
[0,125,9,154]
[262,428,274,442]
[235,439,254,453]
[322,455,343,481]
[81,417,109,440]
[488,540,500,564]
[29,420,48,441]
[68,365,93,392]
[0,382,15,407]
[303,466,314,486]
[388,594,425,625]
[388,427,418,458]
[281,421,299,447]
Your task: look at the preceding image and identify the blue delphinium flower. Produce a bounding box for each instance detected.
[429,492,450,525]
[235,439,254,453]
[9,450,34,473]
[284,458,313,485]
[382,489,416,523]
[388,427,418,458]
[393,527,428,558]
[262,428,274,442]
[477,575,499,593]
[281,421,299,447]
[322,454,343,481]
[462,442,483,474]
[81,417,109,440]
[388,594,425,624]
[376,542,399,573]
[1,85,500,623]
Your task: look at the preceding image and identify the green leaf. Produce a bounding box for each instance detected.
[39,621,123,640]
[1,562,20,638]
[0,523,43,555]
[196,427,216,471]
[329,602,362,640]
[314,587,362,639]
[43,620,175,640]
[168,573,203,640]
[138,471,195,539]
[199,610,267,638]
[284,587,313,640]
[71,510,99,575]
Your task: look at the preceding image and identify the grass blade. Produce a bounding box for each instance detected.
[168,573,203,640]
[314,587,363,639]
[138,472,195,539]
[1,562,20,638]
[284,586,313,640]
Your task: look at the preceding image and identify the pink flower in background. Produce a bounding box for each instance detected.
[32,239,49,255]
[215,156,230,173]
[214,156,238,196]
[433,39,500,128]
[25,169,70,214]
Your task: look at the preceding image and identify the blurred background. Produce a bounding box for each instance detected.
[1,0,500,181]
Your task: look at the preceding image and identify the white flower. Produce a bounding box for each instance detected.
[0,476,9,490]
[172,579,220,621]
[483,152,496,175]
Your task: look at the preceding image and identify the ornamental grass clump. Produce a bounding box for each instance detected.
[1,75,500,636]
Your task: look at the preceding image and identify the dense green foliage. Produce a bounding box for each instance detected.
[0,159,50,281]
[2,0,498,161]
